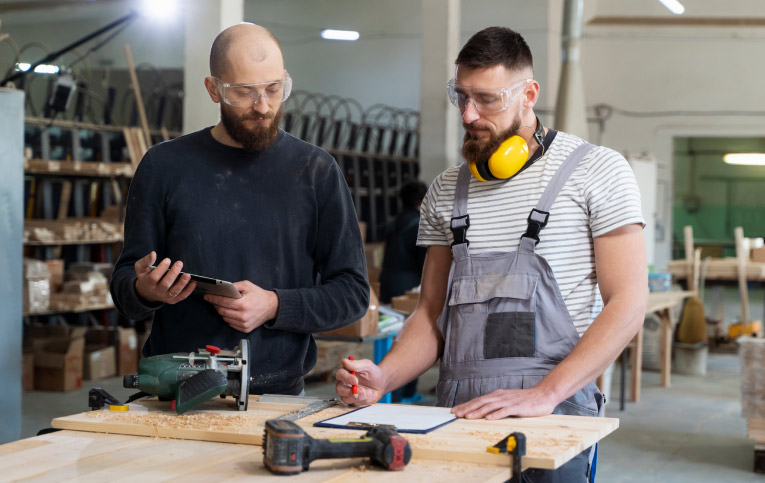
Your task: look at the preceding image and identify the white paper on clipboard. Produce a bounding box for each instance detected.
[314,404,457,433]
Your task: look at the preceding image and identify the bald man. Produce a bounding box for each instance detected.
[110,23,369,396]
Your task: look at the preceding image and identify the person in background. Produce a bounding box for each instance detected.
[379,179,427,403]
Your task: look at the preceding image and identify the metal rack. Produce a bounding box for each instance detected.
[283,91,420,242]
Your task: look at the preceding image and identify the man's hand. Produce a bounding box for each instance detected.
[134,251,196,304]
[204,280,278,333]
[335,357,386,405]
[452,386,557,420]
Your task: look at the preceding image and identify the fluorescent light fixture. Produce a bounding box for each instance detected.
[658,0,685,15]
[140,0,177,21]
[15,63,60,74]
[321,29,360,41]
[723,153,765,166]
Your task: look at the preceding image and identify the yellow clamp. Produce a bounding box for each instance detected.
[109,405,129,411]
[486,435,517,454]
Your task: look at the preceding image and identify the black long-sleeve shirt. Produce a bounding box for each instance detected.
[110,128,369,395]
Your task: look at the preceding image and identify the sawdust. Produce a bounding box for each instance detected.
[86,410,267,433]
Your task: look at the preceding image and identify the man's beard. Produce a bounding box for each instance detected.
[462,114,522,165]
[220,104,283,152]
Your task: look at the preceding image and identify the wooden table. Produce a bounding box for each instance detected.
[0,430,513,482]
[625,290,695,403]
[0,397,619,480]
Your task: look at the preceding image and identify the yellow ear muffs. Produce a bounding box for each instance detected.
[469,135,529,182]
[487,135,529,179]
[468,117,546,182]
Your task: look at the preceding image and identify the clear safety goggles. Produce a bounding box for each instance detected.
[446,78,531,113]
[214,71,293,107]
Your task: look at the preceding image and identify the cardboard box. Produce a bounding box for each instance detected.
[391,293,419,314]
[117,327,138,375]
[752,247,765,263]
[320,291,379,338]
[84,345,116,380]
[84,327,138,376]
[33,327,86,391]
[22,351,34,391]
[46,259,64,293]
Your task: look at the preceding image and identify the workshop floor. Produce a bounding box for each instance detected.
[20,349,760,482]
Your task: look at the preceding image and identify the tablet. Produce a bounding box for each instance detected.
[149,265,243,299]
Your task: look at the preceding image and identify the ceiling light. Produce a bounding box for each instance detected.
[140,0,177,21]
[15,63,60,74]
[723,153,765,166]
[321,29,360,41]
[658,0,685,15]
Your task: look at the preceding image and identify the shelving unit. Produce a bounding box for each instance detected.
[21,118,176,324]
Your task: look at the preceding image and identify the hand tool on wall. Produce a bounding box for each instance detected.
[262,419,412,475]
[122,339,249,415]
[487,432,526,483]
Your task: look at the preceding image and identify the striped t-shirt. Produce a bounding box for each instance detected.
[417,130,645,336]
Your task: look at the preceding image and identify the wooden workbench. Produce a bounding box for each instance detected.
[598,290,694,405]
[623,290,694,403]
[0,397,619,480]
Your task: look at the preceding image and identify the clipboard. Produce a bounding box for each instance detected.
[314,404,457,434]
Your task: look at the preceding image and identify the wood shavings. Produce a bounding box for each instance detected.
[86,410,267,433]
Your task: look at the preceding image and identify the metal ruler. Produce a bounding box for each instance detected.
[272,398,341,422]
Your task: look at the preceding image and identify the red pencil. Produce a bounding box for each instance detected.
[349,355,358,399]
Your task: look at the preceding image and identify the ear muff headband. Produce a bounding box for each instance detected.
[471,118,545,181]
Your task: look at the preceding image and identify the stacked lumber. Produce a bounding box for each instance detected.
[22,259,51,313]
[50,272,112,312]
[741,337,765,420]
[741,337,765,473]
[24,159,135,178]
[24,218,123,244]
[667,258,765,281]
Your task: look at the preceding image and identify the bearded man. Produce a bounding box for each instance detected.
[111,23,368,397]
[336,27,646,482]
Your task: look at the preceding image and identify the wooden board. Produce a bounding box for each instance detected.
[667,258,765,281]
[24,159,136,178]
[0,430,511,482]
[51,397,618,470]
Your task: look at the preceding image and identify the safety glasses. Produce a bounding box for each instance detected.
[214,71,293,107]
[446,78,531,113]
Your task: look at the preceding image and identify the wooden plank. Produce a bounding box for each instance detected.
[56,180,71,220]
[51,398,618,471]
[684,226,696,292]
[25,159,135,178]
[0,430,510,482]
[667,258,765,281]
[588,16,765,27]
[124,43,152,148]
[122,127,139,164]
[735,227,750,325]
[629,324,643,402]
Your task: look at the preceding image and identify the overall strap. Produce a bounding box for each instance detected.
[521,142,594,250]
[449,163,472,256]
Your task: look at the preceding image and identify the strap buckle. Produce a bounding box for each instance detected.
[450,214,470,247]
[522,209,549,244]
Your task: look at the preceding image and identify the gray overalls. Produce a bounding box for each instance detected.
[435,143,604,483]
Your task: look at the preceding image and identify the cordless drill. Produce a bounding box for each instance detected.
[262,419,412,474]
